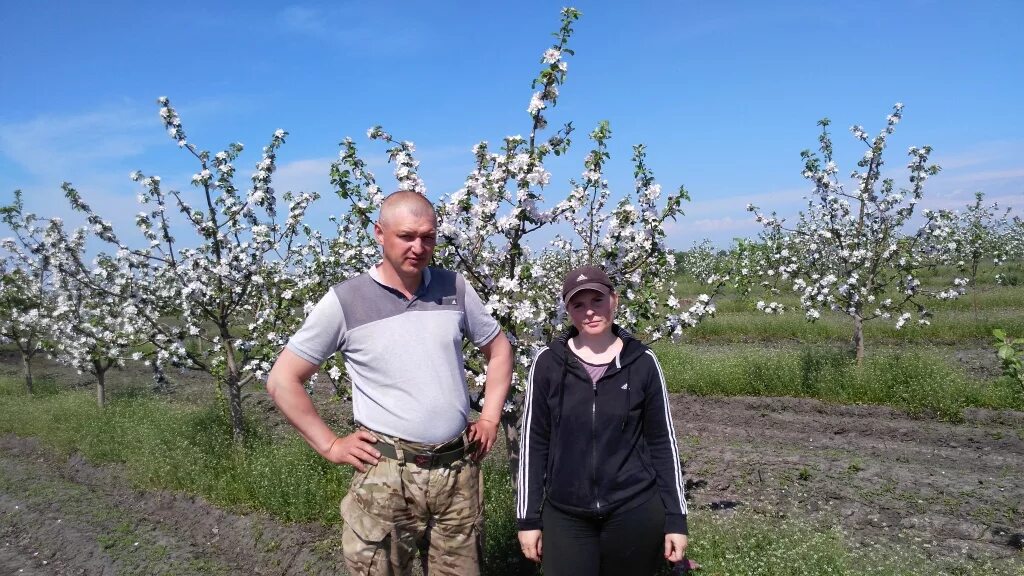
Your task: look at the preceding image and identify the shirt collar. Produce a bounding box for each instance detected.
[368,262,431,294]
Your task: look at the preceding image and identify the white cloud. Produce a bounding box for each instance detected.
[273,157,334,195]
[688,216,759,234]
[682,187,807,219]
[923,140,1024,209]
[942,168,1024,185]
[277,4,420,52]
[932,140,1024,171]
[923,166,1024,212]
[0,105,157,178]
[271,144,473,204]
[665,186,808,247]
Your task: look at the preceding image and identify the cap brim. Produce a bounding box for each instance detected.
[564,283,611,303]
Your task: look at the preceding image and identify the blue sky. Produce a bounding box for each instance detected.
[2,1,1021,249]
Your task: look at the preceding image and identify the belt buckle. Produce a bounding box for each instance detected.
[413,453,433,467]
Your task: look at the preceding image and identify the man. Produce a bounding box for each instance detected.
[267,191,513,575]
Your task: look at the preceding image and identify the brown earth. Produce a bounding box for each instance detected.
[1,347,1022,574]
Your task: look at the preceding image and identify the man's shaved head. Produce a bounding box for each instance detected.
[379,191,436,227]
[374,191,437,282]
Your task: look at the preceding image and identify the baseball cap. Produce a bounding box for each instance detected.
[562,265,613,303]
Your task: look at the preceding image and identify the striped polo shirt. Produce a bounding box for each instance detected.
[286,265,501,443]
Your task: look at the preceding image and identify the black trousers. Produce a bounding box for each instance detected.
[541,491,666,576]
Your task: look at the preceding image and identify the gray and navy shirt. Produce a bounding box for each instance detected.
[286,265,501,443]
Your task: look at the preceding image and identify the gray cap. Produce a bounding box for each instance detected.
[562,265,613,303]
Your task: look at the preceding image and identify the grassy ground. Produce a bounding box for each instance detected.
[675,262,1024,345]
[3,375,1020,575]
[653,343,1023,421]
[662,261,1024,421]
[0,377,350,523]
[679,307,1024,344]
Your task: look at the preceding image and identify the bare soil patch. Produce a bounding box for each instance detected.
[676,394,1024,567]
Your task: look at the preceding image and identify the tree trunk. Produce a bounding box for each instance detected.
[222,336,246,444]
[227,375,245,444]
[94,360,106,408]
[477,387,524,487]
[502,413,522,482]
[971,279,979,319]
[852,315,865,366]
[21,351,33,394]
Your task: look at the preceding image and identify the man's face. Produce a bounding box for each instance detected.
[374,208,437,278]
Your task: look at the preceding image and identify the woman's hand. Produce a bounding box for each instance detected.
[664,533,688,563]
[518,529,543,562]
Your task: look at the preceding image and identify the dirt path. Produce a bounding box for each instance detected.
[675,395,1024,567]
[0,436,347,575]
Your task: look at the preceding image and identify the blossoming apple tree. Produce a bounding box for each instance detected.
[0,195,58,394]
[932,192,1012,285]
[2,193,145,405]
[746,105,966,364]
[328,8,720,479]
[57,101,323,441]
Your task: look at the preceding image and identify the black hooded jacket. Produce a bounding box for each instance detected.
[516,325,688,535]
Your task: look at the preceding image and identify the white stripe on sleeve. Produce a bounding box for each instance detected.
[646,349,687,515]
[516,347,548,520]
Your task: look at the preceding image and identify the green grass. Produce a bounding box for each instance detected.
[0,377,351,522]
[482,457,528,575]
[915,261,1024,288]
[686,507,1021,576]
[653,344,1024,420]
[707,284,1024,314]
[2,376,1021,574]
[677,306,1024,345]
[673,261,1024,345]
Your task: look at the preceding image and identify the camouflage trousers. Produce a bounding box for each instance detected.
[340,430,483,576]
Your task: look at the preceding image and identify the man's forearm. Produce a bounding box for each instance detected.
[482,375,511,423]
[480,334,513,423]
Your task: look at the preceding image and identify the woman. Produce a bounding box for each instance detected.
[516,264,689,575]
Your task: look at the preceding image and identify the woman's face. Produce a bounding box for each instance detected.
[566,289,618,337]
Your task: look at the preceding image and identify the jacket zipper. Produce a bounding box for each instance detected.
[592,379,600,511]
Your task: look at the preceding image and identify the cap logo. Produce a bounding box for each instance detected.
[577,274,588,281]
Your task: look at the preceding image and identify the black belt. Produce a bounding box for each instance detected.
[375,436,471,468]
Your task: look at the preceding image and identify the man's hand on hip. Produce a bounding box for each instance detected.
[468,418,500,460]
[325,430,380,472]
